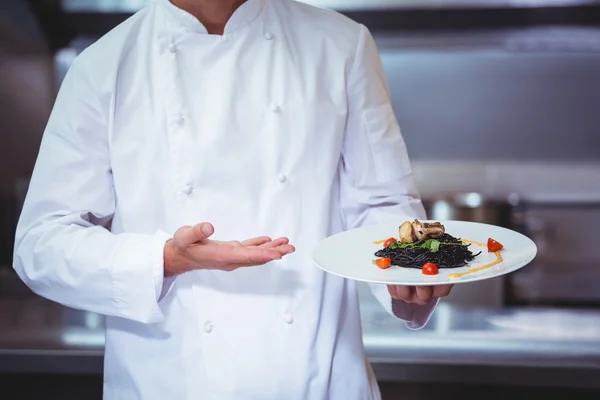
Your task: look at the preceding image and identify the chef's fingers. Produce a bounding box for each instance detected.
[271,244,295,256]
[175,223,215,248]
[247,244,295,262]
[231,248,281,265]
[387,285,399,300]
[252,243,294,256]
[388,285,414,302]
[415,286,433,305]
[433,284,453,298]
[223,244,295,266]
[241,236,272,247]
[257,237,289,248]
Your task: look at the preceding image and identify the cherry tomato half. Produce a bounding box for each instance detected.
[375,258,392,269]
[487,238,504,252]
[422,262,439,275]
[383,237,397,248]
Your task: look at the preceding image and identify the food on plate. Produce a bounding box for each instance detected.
[422,262,439,275]
[374,219,481,269]
[448,237,505,278]
[487,238,504,252]
[374,258,392,269]
[399,219,445,244]
[383,238,397,248]
[448,251,503,279]
[373,219,509,279]
[398,221,415,243]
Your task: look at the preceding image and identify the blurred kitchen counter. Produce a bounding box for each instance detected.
[1,278,600,389]
[358,284,600,389]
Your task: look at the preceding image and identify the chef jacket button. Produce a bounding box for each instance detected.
[283,314,294,324]
[204,321,213,333]
[168,43,177,53]
[182,185,194,195]
[277,174,287,183]
[264,31,274,40]
[175,114,185,126]
[271,104,281,114]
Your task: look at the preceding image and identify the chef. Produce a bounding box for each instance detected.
[13,0,453,399]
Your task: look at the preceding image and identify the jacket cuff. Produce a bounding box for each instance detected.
[111,229,173,324]
[368,282,439,330]
[392,297,439,330]
[153,230,177,302]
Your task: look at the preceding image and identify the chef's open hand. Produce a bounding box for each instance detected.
[164,222,295,277]
[387,285,453,305]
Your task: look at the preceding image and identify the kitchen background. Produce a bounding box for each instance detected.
[1,0,600,399]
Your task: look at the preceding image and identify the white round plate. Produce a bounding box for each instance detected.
[312,220,537,286]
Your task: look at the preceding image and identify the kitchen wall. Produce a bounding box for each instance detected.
[373,29,600,204]
[0,0,56,266]
[0,0,55,196]
[380,43,600,162]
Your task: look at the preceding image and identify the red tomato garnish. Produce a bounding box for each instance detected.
[383,238,397,248]
[487,238,504,252]
[422,262,439,275]
[375,258,392,269]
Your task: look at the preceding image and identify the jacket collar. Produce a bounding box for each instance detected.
[159,0,265,35]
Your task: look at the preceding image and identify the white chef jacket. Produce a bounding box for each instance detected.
[13,0,438,399]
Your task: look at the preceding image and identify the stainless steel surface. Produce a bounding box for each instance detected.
[379,31,600,163]
[304,0,600,11]
[1,281,599,388]
[423,192,520,228]
[359,284,600,388]
[376,26,600,52]
[362,298,600,369]
[507,204,600,306]
[61,0,600,13]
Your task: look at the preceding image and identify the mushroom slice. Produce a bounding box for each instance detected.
[399,221,417,244]
[412,219,445,241]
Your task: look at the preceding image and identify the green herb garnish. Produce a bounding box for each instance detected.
[389,238,465,253]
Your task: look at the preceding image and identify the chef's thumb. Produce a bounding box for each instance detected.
[180,223,214,247]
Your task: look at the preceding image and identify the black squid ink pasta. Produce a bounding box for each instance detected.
[374,233,480,269]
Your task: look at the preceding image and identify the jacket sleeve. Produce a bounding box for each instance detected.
[340,25,437,330]
[13,56,172,324]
